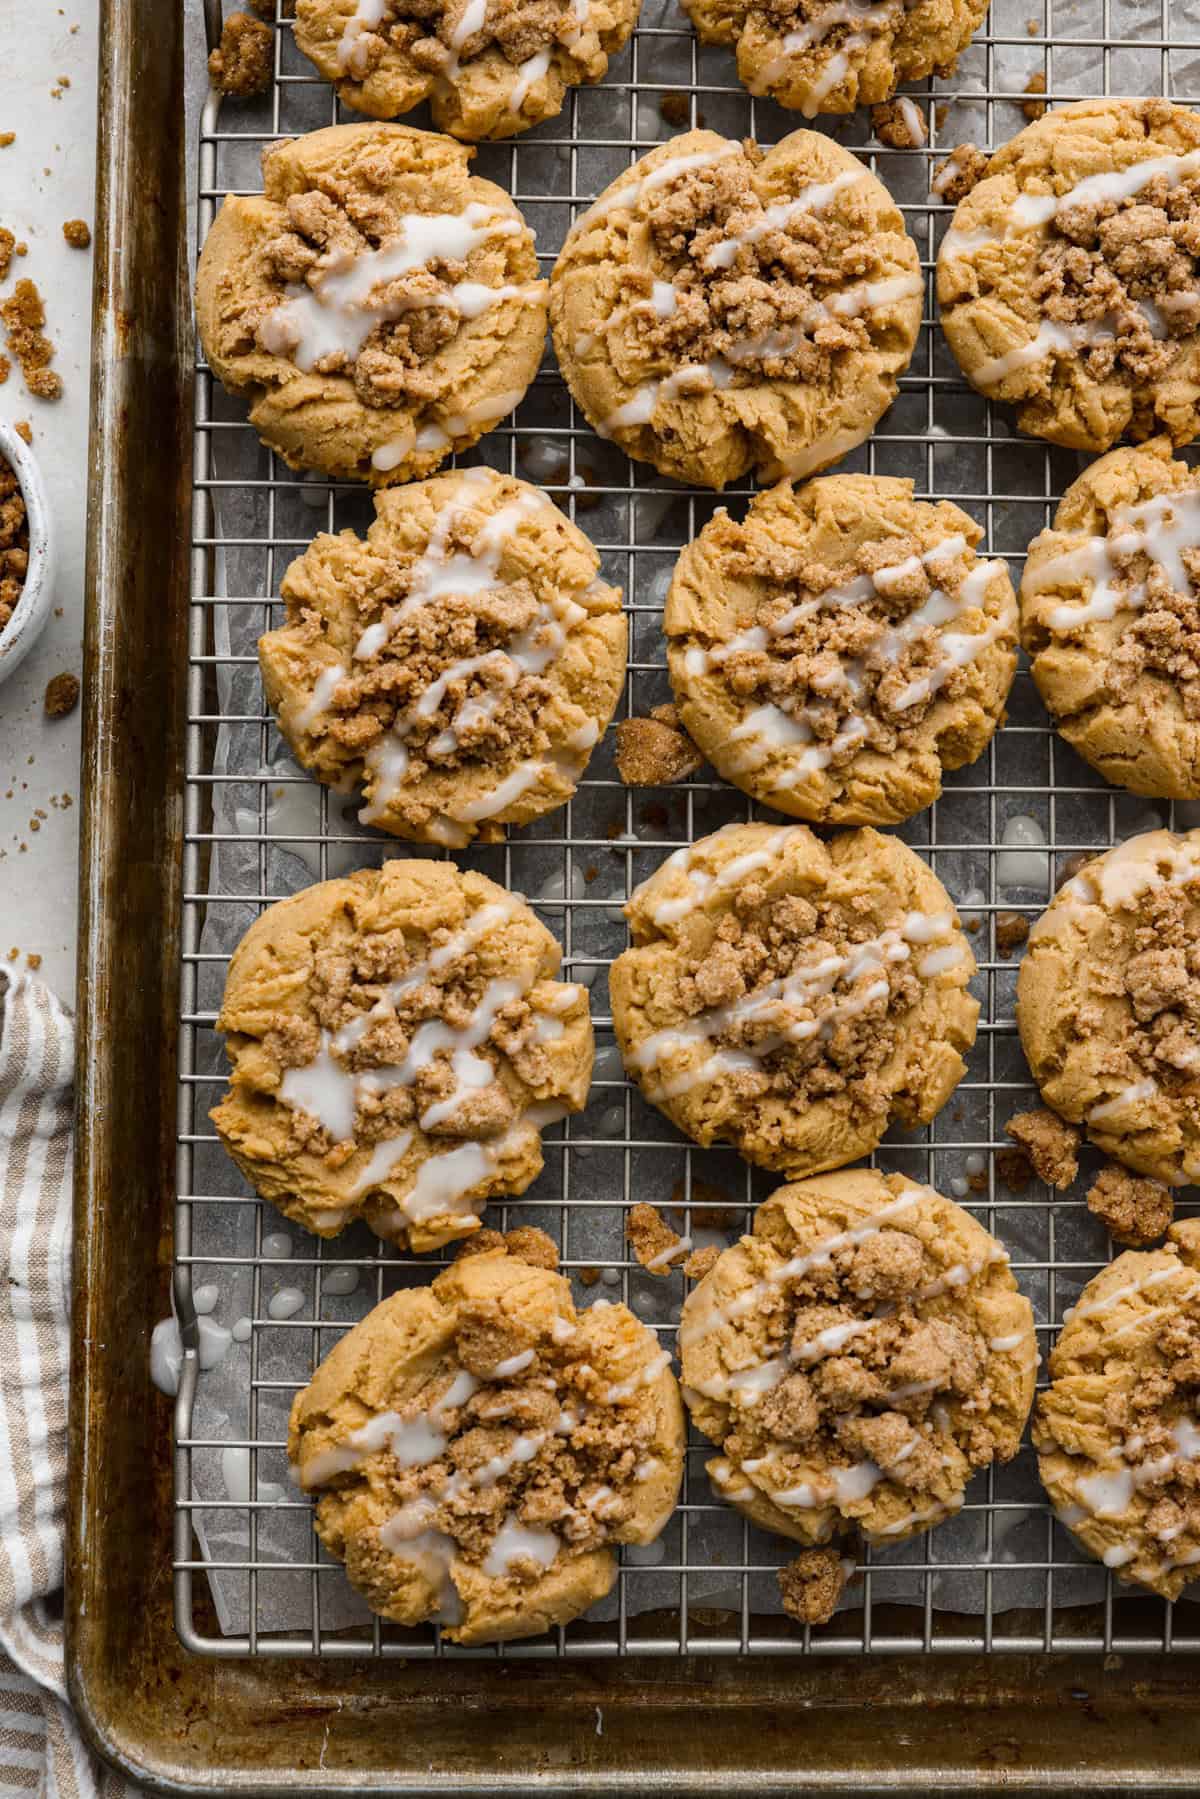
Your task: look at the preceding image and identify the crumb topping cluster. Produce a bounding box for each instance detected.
[265,911,552,1155]
[1031,162,1200,391]
[705,526,987,766]
[1096,883,1200,1093]
[715,1227,1004,1492]
[668,885,925,1110]
[342,0,588,87]
[0,449,28,636]
[627,149,886,385]
[312,1281,668,1586]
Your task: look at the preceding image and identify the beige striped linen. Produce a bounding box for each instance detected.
[0,972,139,1799]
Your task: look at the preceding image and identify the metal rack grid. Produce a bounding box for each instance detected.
[175,0,1200,1658]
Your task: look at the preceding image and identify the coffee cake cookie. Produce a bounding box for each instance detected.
[680,1171,1035,1547]
[290,1244,684,1642]
[609,822,978,1176]
[550,130,923,489]
[194,123,546,483]
[1018,829,1200,1185]
[666,473,1018,826]
[210,862,592,1252]
[1036,1219,1200,1599]
[938,99,1200,453]
[294,0,640,141]
[261,469,625,845]
[683,0,987,121]
[1020,440,1200,797]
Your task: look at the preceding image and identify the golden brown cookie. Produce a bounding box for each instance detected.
[684,0,987,120]
[666,473,1018,826]
[1036,1218,1200,1599]
[260,469,626,846]
[550,129,923,490]
[1020,439,1200,797]
[293,0,641,141]
[609,822,978,1176]
[194,123,546,483]
[289,1246,685,1643]
[938,99,1200,453]
[680,1171,1036,1547]
[1017,828,1200,1185]
[210,862,592,1252]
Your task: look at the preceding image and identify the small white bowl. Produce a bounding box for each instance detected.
[0,419,54,687]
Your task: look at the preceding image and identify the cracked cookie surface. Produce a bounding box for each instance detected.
[211,862,593,1252]
[1018,828,1200,1185]
[261,468,626,845]
[938,99,1200,453]
[290,1246,684,1642]
[1036,1218,1200,1599]
[609,822,978,1176]
[666,473,1017,825]
[683,0,987,121]
[294,0,640,140]
[194,122,547,483]
[550,128,922,490]
[1020,438,1200,797]
[680,1170,1036,1547]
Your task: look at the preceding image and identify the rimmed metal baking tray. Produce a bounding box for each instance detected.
[69,0,1200,1787]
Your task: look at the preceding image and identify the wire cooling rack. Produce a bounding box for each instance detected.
[175,0,1200,1659]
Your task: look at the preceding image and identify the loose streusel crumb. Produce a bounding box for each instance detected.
[578,1266,601,1286]
[626,1202,688,1277]
[669,1176,738,1231]
[62,219,90,249]
[1027,16,1040,31]
[1006,1108,1079,1189]
[14,421,30,443]
[0,229,15,283]
[615,712,704,786]
[44,673,80,718]
[455,1228,507,1259]
[1022,70,1047,120]
[871,99,927,149]
[683,1243,721,1281]
[26,952,41,971]
[1086,1163,1174,1246]
[0,280,62,400]
[0,134,13,148]
[995,910,1030,956]
[208,11,274,95]
[503,1225,560,1269]
[996,1146,1034,1192]
[0,450,29,636]
[932,143,989,205]
[660,94,692,128]
[778,1547,847,1626]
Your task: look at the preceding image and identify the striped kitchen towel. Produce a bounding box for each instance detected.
[0,971,139,1799]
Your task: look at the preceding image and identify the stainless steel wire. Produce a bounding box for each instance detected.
[175,0,1200,1657]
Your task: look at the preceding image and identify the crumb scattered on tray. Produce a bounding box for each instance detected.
[208,11,274,96]
[871,97,927,147]
[660,93,693,128]
[0,229,15,283]
[967,1167,988,1193]
[503,1225,560,1270]
[683,1243,721,1281]
[13,421,29,444]
[1022,70,1047,120]
[62,219,90,249]
[26,952,40,971]
[778,1549,847,1626]
[1,279,62,400]
[1005,1108,1079,1189]
[578,1265,601,1287]
[995,910,1030,957]
[1086,1164,1174,1247]
[668,1176,739,1231]
[931,142,988,204]
[996,1146,1034,1193]
[43,673,80,718]
[1027,14,1040,30]
[0,448,29,637]
[626,1201,689,1276]
[0,134,13,148]
[615,705,704,786]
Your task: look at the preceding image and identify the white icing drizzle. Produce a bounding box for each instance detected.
[644,1235,692,1270]
[638,823,807,928]
[370,387,529,473]
[971,318,1116,387]
[626,912,958,1107]
[257,204,528,372]
[569,145,742,240]
[482,1516,561,1576]
[337,0,390,75]
[508,47,551,114]
[1086,1078,1159,1128]
[1027,483,1200,634]
[749,0,900,104]
[701,168,865,271]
